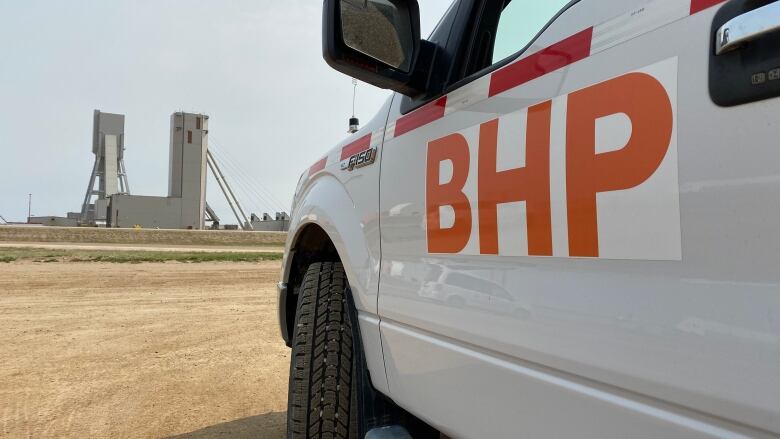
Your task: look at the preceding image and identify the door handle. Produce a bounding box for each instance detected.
[715,1,780,55]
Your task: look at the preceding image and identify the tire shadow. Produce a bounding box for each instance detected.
[164,411,286,439]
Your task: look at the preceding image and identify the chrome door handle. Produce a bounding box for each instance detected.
[715,1,780,55]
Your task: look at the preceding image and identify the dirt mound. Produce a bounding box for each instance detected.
[0,225,287,247]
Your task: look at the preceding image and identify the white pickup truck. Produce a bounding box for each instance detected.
[278,0,780,437]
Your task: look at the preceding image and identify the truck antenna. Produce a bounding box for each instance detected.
[349,78,359,133]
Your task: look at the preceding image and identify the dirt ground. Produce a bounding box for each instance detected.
[0,261,290,438]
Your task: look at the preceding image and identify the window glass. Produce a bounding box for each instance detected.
[421,0,457,38]
[492,0,570,64]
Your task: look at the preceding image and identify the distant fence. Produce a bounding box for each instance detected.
[0,226,287,247]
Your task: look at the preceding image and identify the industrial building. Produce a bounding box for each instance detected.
[108,112,208,229]
[31,109,289,231]
[81,110,131,224]
[250,212,290,232]
[27,213,80,227]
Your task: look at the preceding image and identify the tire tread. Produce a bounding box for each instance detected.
[288,262,355,439]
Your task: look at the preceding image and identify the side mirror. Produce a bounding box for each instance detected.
[323,0,426,97]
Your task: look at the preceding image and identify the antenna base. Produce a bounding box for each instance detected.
[348,117,359,134]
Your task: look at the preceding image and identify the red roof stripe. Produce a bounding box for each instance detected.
[394,96,448,137]
[489,27,593,98]
[690,0,726,14]
[340,134,372,160]
[308,156,327,176]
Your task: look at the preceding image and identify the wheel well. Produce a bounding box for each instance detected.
[282,225,441,437]
[284,224,340,343]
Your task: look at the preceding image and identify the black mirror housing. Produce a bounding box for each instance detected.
[323,0,427,97]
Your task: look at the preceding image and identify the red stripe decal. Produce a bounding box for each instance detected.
[308,157,327,176]
[385,0,716,138]
[489,27,593,98]
[340,134,372,160]
[690,0,726,14]
[394,96,448,137]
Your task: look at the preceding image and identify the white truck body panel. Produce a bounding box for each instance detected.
[284,0,780,436]
[283,97,394,395]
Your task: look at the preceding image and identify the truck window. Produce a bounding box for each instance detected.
[492,0,570,64]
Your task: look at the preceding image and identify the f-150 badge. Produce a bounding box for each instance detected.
[342,147,377,171]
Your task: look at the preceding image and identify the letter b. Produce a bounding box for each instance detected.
[427,133,472,253]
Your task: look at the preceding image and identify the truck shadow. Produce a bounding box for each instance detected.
[165,411,286,439]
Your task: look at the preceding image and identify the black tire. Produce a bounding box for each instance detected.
[287,262,359,439]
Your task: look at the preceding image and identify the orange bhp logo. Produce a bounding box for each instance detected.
[426,58,681,260]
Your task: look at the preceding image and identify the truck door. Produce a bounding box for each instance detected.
[378,0,780,437]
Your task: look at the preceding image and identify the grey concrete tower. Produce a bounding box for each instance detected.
[168,112,208,229]
[80,110,130,224]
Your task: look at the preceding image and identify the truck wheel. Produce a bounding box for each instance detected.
[287,262,359,439]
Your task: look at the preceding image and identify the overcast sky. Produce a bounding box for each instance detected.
[0,0,454,223]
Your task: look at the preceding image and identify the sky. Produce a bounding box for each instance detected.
[0,0,454,223]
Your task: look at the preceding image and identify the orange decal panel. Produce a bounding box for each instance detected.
[425,58,681,260]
